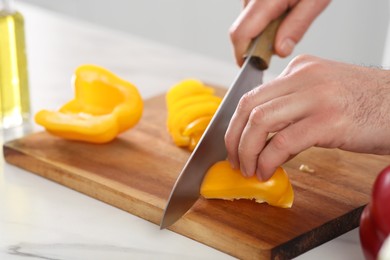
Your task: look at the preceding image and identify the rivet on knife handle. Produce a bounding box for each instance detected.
[245,15,285,70]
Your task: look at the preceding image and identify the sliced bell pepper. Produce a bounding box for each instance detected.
[166,79,222,150]
[35,64,143,143]
[182,116,212,137]
[166,79,214,107]
[200,160,294,208]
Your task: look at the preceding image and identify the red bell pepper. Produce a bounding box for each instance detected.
[360,165,390,260]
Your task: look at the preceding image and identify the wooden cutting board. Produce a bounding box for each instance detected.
[4,90,390,260]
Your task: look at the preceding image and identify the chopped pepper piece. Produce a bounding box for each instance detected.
[166,79,222,150]
[35,64,143,143]
[200,160,294,208]
[182,116,212,137]
[166,79,214,107]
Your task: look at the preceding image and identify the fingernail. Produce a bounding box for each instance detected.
[280,38,295,56]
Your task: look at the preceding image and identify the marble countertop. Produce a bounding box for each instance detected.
[1,3,365,259]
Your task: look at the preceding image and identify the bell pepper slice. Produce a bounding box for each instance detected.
[184,116,213,151]
[169,101,219,131]
[167,95,221,128]
[169,102,220,146]
[188,132,202,151]
[166,79,214,108]
[182,116,212,137]
[168,94,222,114]
[200,160,294,208]
[35,64,143,143]
[166,79,222,149]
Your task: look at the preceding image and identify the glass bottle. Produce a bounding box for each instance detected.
[0,0,30,129]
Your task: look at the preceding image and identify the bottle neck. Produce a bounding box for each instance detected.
[1,0,15,13]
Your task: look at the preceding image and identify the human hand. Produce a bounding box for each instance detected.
[225,55,390,180]
[230,0,331,66]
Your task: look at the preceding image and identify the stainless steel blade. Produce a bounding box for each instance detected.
[160,46,264,229]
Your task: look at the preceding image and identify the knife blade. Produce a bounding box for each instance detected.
[160,16,284,229]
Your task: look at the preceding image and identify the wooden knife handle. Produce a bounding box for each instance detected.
[245,14,285,70]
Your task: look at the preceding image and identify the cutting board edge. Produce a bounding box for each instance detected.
[168,201,365,260]
[4,140,272,259]
[169,212,272,260]
[271,206,364,259]
[3,143,163,225]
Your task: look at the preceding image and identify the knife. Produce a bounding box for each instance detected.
[160,16,284,229]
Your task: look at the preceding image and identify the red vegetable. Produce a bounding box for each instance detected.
[360,165,390,260]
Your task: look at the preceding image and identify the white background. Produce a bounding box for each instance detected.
[19,0,390,75]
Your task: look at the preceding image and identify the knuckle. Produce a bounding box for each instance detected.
[282,54,323,77]
[248,106,267,127]
[292,54,314,64]
[271,132,289,151]
[236,91,255,114]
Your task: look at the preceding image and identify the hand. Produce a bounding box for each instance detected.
[230,0,331,66]
[225,55,390,180]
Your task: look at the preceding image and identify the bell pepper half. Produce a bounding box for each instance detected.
[35,64,143,143]
[200,160,294,208]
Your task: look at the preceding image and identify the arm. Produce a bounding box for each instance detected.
[225,55,390,180]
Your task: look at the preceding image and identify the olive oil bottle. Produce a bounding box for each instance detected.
[0,0,30,129]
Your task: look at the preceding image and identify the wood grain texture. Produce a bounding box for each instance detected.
[4,90,390,259]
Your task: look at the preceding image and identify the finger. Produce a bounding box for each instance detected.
[237,92,311,178]
[275,0,331,57]
[230,0,288,66]
[255,116,324,181]
[225,104,249,170]
[225,76,300,171]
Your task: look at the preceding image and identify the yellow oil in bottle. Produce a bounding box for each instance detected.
[0,6,30,129]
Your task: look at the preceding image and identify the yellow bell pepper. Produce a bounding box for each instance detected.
[166,79,222,150]
[200,160,294,208]
[35,64,143,143]
[182,116,212,137]
[166,79,214,106]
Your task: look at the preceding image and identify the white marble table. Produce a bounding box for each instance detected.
[0,3,365,259]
